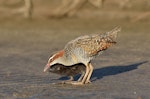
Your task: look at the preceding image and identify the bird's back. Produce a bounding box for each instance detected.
[64,27,121,63]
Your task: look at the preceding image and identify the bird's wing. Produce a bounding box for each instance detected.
[64,34,112,57]
[64,27,120,57]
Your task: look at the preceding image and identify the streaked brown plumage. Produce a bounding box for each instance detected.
[44,27,121,85]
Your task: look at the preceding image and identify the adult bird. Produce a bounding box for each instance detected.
[44,27,121,85]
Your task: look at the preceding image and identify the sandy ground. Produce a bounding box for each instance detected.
[0,16,150,99]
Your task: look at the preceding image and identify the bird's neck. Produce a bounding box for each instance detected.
[53,55,74,66]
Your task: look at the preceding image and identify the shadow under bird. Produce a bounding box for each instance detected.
[44,27,121,85]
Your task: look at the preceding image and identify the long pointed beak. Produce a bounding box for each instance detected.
[43,63,50,72]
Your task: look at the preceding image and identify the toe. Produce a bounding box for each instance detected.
[64,81,84,85]
[85,80,91,84]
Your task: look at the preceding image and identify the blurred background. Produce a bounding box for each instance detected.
[0,0,150,99]
[0,0,150,20]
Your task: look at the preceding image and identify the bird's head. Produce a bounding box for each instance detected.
[43,50,64,72]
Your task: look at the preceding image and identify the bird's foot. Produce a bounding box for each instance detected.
[85,80,91,84]
[64,81,84,85]
[54,80,91,85]
[61,79,72,84]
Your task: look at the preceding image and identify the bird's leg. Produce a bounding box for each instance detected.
[64,76,74,82]
[85,63,93,84]
[64,64,90,85]
[77,71,85,82]
[69,76,74,81]
[80,63,90,84]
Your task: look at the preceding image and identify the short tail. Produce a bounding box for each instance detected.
[106,26,121,40]
[100,26,121,43]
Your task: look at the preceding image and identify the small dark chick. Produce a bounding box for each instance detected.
[49,63,86,81]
